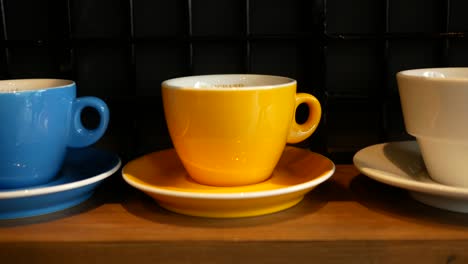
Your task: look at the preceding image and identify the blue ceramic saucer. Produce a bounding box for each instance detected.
[0,147,121,219]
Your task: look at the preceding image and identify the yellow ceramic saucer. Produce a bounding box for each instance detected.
[122,146,335,218]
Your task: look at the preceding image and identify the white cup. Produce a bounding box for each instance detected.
[397,68,468,187]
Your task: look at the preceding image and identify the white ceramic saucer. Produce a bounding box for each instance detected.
[123,146,335,218]
[353,140,468,213]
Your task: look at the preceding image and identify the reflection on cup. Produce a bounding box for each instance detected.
[0,79,109,188]
[397,68,468,187]
[162,74,321,187]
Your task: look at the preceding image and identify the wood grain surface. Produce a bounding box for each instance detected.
[2,165,468,263]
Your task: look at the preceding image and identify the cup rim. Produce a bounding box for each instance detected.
[397,67,468,82]
[162,74,296,91]
[0,78,75,94]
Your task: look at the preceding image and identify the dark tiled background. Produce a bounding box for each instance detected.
[1,0,468,163]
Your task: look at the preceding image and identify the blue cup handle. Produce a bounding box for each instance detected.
[67,96,109,148]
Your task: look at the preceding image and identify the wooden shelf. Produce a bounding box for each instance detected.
[2,165,468,263]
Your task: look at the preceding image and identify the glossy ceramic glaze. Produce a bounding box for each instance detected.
[397,68,468,187]
[162,74,321,186]
[353,141,468,213]
[0,147,120,219]
[122,146,335,218]
[0,79,109,188]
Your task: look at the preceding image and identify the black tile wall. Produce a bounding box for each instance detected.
[449,0,468,31]
[250,0,320,34]
[250,40,301,78]
[326,0,383,34]
[4,0,68,40]
[448,39,468,66]
[135,43,188,96]
[325,40,380,98]
[8,47,68,78]
[134,96,172,157]
[74,45,130,97]
[193,41,244,74]
[0,49,7,79]
[326,98,381,154]
[134,0,187,37]
[1,0,467,163]
[388,0,443,33]
[70,0,129,39]
[192,0,245,36]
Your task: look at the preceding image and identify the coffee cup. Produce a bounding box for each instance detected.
[0,79,109,188]
[162,74,321,186]
[397,68,468,187]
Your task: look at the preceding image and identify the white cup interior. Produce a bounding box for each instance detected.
[398,68,468,80]
[0,79,74,93]
[162,74,296,90]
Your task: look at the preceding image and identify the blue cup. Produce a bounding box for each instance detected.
[0,79,109,189]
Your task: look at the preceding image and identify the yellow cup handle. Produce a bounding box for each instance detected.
[287,93,322,144]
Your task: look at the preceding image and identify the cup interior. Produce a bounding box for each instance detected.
[162,74,296,90]
[0,79,74,93]
[398,68,468,81]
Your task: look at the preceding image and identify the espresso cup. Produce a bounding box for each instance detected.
[397,68,468,187]
[0,79,109,189]
[162,74,321,186]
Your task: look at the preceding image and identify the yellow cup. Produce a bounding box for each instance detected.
[162,74,321,186]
